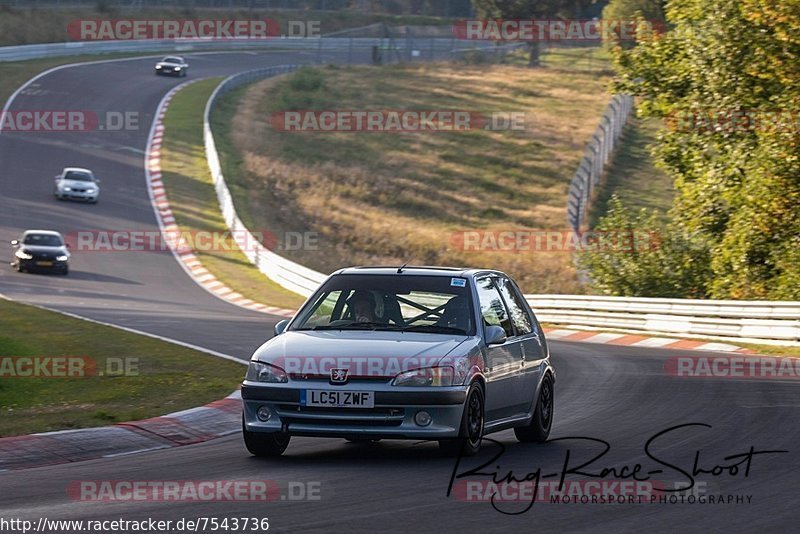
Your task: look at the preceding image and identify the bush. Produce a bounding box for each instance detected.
[577,196,712,297]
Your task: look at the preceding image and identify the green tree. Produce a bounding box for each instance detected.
[602,0,666,49]
[603,0,800,299]
[577,196,712,297]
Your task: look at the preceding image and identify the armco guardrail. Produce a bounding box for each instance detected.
[526,295,800,342]
[567,94,634,232]
[204,65,328,298]
[0,37,494,62]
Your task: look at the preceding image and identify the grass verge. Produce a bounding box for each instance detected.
[159,78,306,310]
[0,298,245,437]
[215,58,615,294]
[589,117,675,226]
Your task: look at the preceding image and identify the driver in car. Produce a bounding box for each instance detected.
[348,291,378,323]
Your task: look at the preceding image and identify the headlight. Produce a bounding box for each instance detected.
[156,65,162,69]
[15,249,33,260]
[86,189,96,194]
[56,255,69,261]
[245,361,287,383]
[62,186,72,191]
[393,366,455,387]
[174,67,181,71]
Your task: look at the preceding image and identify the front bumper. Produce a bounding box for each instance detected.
[242,381,468,439]
[18,258,68,272]
[57,189,97,201]
[155,67,182,76]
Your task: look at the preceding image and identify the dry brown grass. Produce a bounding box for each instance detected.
[217,62,614,293]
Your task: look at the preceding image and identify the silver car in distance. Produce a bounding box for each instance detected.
[53,167,100,203]
[241,266,555,457]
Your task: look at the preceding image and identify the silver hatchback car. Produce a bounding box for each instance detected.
[242,266,554,457]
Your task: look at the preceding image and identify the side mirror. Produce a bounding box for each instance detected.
[274,319,289,336]
[65,243,70,249]
[95,179,101,184]
[10,239,19,246]
[54,175,61,181]
[485,325,507,346]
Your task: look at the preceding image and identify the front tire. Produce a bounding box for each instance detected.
[439,382,484,457]
[243,418,290,457]
[514,374,553,443]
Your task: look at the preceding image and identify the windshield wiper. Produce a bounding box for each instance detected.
[399,324,467,335]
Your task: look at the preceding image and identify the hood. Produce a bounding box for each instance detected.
[61,179,97,189]
[158,61,183,66]
[251,330,474,378]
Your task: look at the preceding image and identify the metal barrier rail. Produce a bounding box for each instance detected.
[526,295,800,342]
[204,65,328,298]
[566,94,634,231]
[0,37,467,62]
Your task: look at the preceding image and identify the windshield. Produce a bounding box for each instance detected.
[292,274,475,335]
[64,171,93,182]
[163,57,182,63]
[23,234,63,246]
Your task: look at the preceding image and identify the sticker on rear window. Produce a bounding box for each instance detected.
[450,278,466,287]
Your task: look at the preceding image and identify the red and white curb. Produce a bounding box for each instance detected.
[542,327,754,354]
[0,391,242,471]
[146,81,295,318]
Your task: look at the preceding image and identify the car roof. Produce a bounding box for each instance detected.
[22,229,63,237]
[163,56,183,61]
[62,167,93,174]
[332,266,507,278]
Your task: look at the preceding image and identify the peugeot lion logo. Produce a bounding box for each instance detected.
[330,368,349,384]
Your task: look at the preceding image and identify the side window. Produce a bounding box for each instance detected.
[476,277,514,338]
[497,278,532,336]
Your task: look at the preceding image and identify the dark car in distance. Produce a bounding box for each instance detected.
[11,230,70,275]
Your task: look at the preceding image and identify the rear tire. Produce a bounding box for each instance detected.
[439,382,484,457]
[514,374,553,443]
[243,418,290,457]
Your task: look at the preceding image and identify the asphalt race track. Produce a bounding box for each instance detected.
[0,50,798,532]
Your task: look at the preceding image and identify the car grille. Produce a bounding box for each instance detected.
[288,374,392,384]
[31,253,56,260]
[276,405,405,427]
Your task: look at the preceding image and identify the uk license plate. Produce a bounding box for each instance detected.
[301,390,374,408]
[36,261,53,266]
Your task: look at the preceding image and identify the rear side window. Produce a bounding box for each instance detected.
[475,276,514,338]
[497,277,532,335]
